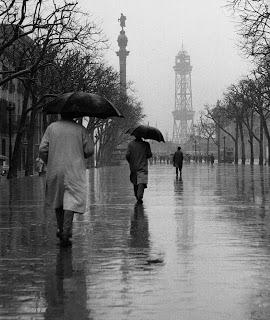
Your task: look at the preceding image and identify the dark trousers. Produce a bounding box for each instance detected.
[176,167,182,176]
[55,207,74,238]
[133,183,145,201]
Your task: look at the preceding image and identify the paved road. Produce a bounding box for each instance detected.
[1,163,270,320]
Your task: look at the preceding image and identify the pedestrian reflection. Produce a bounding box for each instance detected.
[129,204,149,249]
[174,176,183,191]
[44,248,90,320]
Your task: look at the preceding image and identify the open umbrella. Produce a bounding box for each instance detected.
[42,92,123,118]
[126,125,165,142]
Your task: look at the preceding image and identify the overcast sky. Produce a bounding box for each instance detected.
[79,0,251,137]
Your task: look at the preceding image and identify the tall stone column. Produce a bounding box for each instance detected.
[116,13,129,97]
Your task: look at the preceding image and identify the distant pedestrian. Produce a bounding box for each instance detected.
[210,153,215,165]
[173,146,183,178]
[39,113,94,247]
[126,136,152,204]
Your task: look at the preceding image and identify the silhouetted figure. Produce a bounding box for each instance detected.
[126,136,152,204]
[118,13,126,29]
[210,153,215,165]
[173,146,183,178]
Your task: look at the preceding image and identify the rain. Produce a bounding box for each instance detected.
[1,1,270,319]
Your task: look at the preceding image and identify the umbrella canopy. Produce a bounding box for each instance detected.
[126,125,165,142]
[42,92,123,118]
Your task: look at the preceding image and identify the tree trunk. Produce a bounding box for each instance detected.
[217,126,221,163]
[248,133,254,165]
[7,83,31,179]
[249,112,254,165]
[239,121,245,165]
[259,116,264,166]
[25,95,38,176]
[207,138,209,157]
[234,122,239,164]
[261,116,270,166]
[42,112,47,135]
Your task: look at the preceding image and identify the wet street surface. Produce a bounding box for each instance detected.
[1,163,270,319]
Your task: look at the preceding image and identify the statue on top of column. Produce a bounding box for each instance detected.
[118,13,126,30]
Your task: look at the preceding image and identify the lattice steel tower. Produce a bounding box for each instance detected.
[172,47,195,143]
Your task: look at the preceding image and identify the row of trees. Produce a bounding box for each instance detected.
[193,0,270,165]
[0,0,144,178]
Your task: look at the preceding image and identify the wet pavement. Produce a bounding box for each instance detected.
[1,163,270,319]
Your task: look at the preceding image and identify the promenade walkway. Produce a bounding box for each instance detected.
[1,163,270,319]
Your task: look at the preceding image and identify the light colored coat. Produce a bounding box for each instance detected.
[126,139,152,185]
[39,120,94,213]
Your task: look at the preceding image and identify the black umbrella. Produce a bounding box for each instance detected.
[42,91,123,118]
[126,125,165,142]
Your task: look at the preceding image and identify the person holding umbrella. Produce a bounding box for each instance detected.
[39,113,94,247]
[39,91,123,247]
[126,125,164,204]
[126,136,152,204]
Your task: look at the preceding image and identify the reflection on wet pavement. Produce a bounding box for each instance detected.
[1,163,270,319]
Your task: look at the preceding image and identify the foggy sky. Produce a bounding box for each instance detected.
[79,0,251,137]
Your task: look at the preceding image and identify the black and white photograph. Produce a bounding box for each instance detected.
[1,0,270,319]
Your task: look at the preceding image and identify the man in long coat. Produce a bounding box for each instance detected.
[173,146,183,178]
[126,136,152,204]
[39,113,94,246]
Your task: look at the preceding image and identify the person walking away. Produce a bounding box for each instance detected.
[126,136,152,205]
[173,146,183,178]
[210,153,215,165]
[39,113,94,247]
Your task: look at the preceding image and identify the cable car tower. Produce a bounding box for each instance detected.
[172,47,195,143]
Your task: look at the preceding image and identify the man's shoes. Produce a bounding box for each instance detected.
[56,229,72,238]
[56,229,62,238]
[60,237,72,247]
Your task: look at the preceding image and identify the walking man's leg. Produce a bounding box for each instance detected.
[133,184,138,200]
[55,207,64,238]
[61,210,74,247]
[137,183,145,204]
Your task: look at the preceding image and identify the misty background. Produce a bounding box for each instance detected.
[79,0,251,137]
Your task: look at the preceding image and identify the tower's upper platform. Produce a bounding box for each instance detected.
[173,50,192,74]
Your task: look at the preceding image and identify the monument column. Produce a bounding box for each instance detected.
[116,13,129,97]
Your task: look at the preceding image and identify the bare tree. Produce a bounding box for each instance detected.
[197,111,217,158]
[227,0,270,58]
[205,100,239,163]
[249,65,270,165]
[0,0,105,85]
[5,1,106,178]
[222,84,248,164]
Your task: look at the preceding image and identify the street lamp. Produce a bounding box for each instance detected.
[223,136,226,162]
[6,103,15,160]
